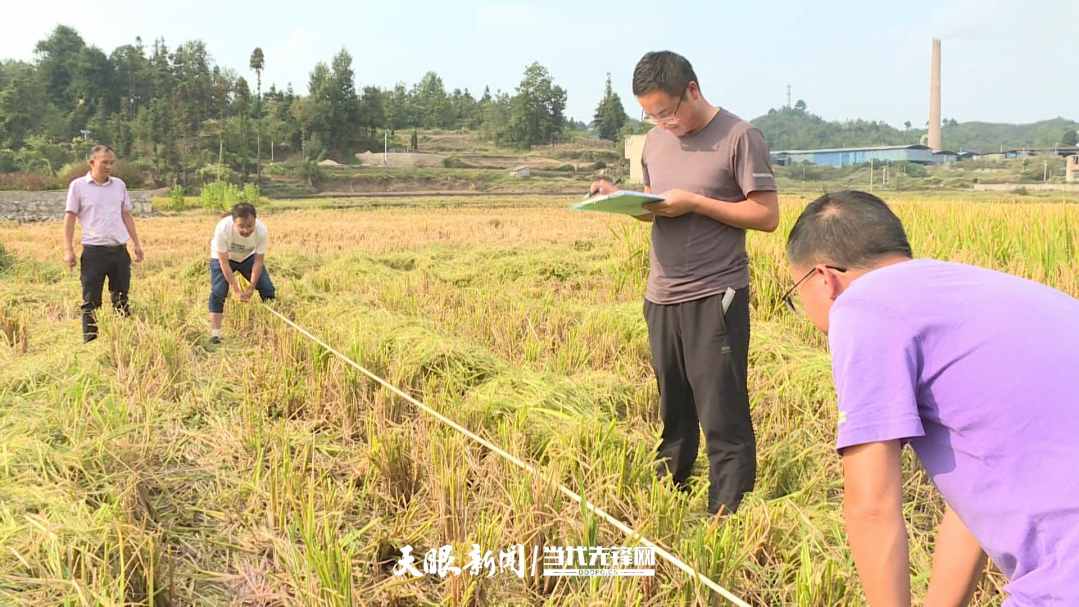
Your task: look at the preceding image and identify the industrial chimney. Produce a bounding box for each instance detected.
[929,38,942,151]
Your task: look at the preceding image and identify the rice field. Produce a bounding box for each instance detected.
[0,193,1075,606]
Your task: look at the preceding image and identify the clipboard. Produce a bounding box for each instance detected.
[570,190,664,216]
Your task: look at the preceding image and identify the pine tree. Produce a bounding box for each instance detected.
[592,73,627,141]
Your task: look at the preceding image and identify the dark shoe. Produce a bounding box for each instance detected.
[210,335,221,345]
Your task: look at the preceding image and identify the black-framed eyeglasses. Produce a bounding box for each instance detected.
[641,83,690,126]
[781,265,847,314]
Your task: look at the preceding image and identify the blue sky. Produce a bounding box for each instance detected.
[3,0,1076,128]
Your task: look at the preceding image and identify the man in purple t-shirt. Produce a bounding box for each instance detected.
[783,190,1079,606]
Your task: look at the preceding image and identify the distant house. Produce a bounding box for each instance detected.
[624,134,647,183]
[510,165,531,178]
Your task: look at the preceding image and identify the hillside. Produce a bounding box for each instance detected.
[939,117,1079,154]
[751,106,1079,154]
[255,129,620,198]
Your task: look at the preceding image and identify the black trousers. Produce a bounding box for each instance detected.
[644,288,756,515]
[80,244,131,342]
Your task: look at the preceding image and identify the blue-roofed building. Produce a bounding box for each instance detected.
[770,144,956,167]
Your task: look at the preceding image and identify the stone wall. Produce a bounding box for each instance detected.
[0,190,154,222]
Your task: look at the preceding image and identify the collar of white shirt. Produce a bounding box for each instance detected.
[84,172,114,186]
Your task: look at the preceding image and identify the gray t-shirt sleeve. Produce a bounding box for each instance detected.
[733,126,777,197]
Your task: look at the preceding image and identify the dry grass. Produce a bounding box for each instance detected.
[0,193,1074,605]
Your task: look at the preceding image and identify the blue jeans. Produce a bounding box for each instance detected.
[209,256,275,313]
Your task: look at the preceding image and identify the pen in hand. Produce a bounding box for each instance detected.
[586,177,622,198]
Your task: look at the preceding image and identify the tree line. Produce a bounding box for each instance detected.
[0,25,632,187]
[752,102,1079,155]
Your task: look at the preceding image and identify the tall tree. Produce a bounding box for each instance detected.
[591,73,627,141]
[109,38,151,115]
[0,68,49,149]
[359,86,384,140]
[508,62,567,148]
[305,49,359,152]
[414,71,449,128]
[479,90,512,146]
[235,77,250,179]
[250,47,264,183]
[33,25,87,116]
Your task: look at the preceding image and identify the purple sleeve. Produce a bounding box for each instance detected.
[733,126,777,197]
[829,298,925,453]
[65,180,80,214]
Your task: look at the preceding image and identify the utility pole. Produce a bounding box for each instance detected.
[870,156,875,192]
[1044,161,1048,182]
[384,131,388,167]
[786,85,791,108]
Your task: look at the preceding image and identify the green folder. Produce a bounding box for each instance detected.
[570,190,665,216]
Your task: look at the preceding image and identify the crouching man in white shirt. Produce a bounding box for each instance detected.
[208,202,275,344]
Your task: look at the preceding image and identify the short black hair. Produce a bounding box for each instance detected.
[632,51,698,98]
[786,190,913,270]
[90,144,114,158]
[231,202,256,219]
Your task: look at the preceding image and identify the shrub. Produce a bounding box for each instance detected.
[13,150,51,174]
[170,185,187,211]
[199,180,242,212]
[60,159,144,187]
[299,161,323,186]
[197,163,240,185]
[111,160,145,187]
[60,162,90,186]
[899,162,927,178]
[0,150,16,173]
[241,183,261,204]
[0,173,62,191]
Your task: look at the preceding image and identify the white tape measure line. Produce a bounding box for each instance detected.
[260,302,751,607]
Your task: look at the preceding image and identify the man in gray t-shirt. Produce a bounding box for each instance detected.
[591,51,779,517]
